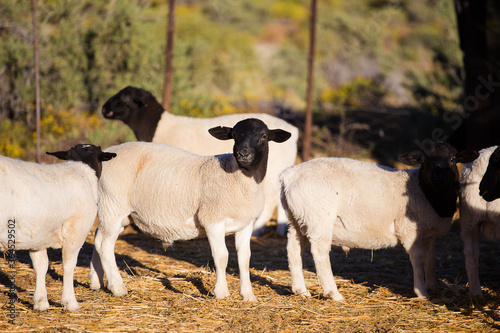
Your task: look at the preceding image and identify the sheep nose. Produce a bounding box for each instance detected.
[237,148,253,161]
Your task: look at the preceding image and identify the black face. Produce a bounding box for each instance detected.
[419,143,460,191]
[208,118,291,171]
[46,144,116,179]
[479,147,500,202]
[231,119,269,169]
[101,86,150,120]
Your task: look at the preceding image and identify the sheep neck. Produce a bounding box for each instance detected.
[237,147,269,184]
[418,169,459,218]
[126,99,164,142]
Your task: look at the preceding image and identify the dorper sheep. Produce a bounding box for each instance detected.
[280,143,478,300]
[101,86,299,236]
[460,145,500,298]
[89,118,291,301]
[0,144,116,311]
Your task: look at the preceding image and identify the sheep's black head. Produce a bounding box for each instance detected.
[398,142,479,217]
[102,86,156,120]
[479,146,500,202]
[46,144,117,179]
[208,118,291,176]
[101,86,164,142]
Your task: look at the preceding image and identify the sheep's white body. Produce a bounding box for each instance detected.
[280,157,452,300]
[0,156,98,311]
[152,112,298,235]
[90,142,265,300]
[460,145,500,297]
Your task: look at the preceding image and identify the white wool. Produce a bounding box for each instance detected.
[152,112,298,235]
[280,157,452,301]
[459,145,500,298]
[89,141,269,301]
[0,156,99,311]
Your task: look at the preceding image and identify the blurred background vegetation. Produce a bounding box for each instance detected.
[0,0,466,163]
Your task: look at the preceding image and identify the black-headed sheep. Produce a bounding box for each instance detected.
[460,145,500,298]
[0,144,116,311]
[101,86,299,236]
[89,118,291,301]
[280,143,478,300]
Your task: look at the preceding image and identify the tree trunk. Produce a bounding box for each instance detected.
[302,0,317,161]
[454,0,500,150]
[32,0,41,162]
[162,0,176,111]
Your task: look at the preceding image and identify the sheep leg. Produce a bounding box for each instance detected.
[286,222,311,297]
[93,221,128,296]
[275,199,289,237]
[29,249,50,311]
[309,237,344,301]
[423,236,437,295]
[61,244,80,311]
[89,227,105,290]
[407,241,429,298]
[462,224,483,298]
[235,222,257,301]
[205,223,230,299]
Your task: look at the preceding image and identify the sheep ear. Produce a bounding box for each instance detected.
[398,151,423,166]
[269,129,291,143]
[99,152,117,161]
[46,151,69,160]
[208,126,233,140]
[456,150,479,164]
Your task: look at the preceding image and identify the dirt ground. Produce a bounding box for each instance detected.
[1,217,500,332]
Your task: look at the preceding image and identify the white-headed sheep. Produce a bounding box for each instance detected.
[0,144,116,311]
[101,86,299,236]
[460,145,500,298]
[280,143,478,300]
[89,118,291,301]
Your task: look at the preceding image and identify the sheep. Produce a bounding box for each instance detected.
[460,145,500,298]
[0,144,116,311]
[88,118,291,301]
[280,143,478,300]
[101,86,299,236]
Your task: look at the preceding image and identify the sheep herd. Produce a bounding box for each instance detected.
[1,86,500,312]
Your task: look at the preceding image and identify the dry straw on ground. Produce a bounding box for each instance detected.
[1,219,500,332]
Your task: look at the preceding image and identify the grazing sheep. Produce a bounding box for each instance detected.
[0,144,116,311]
[280,143,478,300]
[89,118,291,301]
[101,86,299,236]
[460,145,500,298]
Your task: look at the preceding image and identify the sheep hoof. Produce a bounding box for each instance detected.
[293,289,311,297]
[63,299,79,312]
[88,274,102,290]
[326,291,345,302]
[89,280,102,290]
[414,289,430,299]
[242,293,257,301]
[33,300,50,311]
[214,288,231,300]
[109,284,128,297]
[470,291,485,302]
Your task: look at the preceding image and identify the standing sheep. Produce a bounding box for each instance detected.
[89,118,291,301]
[0,144,116,311]
[101,86,299,236]
[280,143,478,300]
[460,145,500,298]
